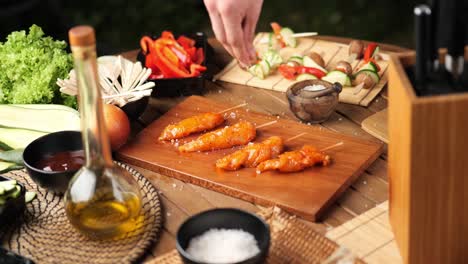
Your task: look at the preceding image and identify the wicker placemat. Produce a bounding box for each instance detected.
[0,162,162,264]
[147,207,364,264]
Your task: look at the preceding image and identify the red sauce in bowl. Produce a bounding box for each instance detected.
[36,150,85,172]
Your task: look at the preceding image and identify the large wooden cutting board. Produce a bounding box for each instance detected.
[117,96,383,221]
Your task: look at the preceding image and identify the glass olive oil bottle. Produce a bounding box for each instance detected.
[64,26,142,239]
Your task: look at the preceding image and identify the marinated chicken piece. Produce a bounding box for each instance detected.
[216,136,284,170]
[256,145,331,173]
[159,112,224,141]
[178,121,256,152]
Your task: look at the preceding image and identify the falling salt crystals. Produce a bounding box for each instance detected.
[363,181,367,185]
[186,228,260,263]
[338,118,343,121]
[172,183,177,188]
[218,89,222,93]
[229,112,237,119]
[175,113,179,117]
[167,212,172,217]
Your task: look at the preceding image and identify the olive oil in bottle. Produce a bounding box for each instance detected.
[64,26,142,239]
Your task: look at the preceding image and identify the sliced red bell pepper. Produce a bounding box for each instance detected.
[177,35,196,49]
[299,67,326,79]
[140,36,154,55]
[162,46,179,65]
[278,64,297,80]
[195,48,204,65]
[161,31,175,40]
[170,45,191,67]
[364,43,378,61]
[279,65,326,80]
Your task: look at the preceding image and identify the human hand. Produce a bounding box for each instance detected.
[204,0,263,67]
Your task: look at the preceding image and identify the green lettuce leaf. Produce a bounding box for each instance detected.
[0,25,76,107]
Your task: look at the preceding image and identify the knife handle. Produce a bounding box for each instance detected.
[414,5,432,88]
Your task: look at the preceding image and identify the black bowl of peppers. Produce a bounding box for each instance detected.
[138,31,210,97]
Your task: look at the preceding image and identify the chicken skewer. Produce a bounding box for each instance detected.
[178,120,277,153]
[215,132,307,171]
[178,121,256,152]
[255,142,343,174]
[158,103,247,141]
[215,136,284,170]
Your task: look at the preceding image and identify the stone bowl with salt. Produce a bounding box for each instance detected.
[286,79,342,123]
[176,208,270,264]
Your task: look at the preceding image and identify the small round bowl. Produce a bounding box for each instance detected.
[286,79,342,124]
[176,208,270,264]
[120,95,149,120]
[23,131,83,194]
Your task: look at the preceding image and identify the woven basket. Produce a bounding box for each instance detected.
[0,162,162,264]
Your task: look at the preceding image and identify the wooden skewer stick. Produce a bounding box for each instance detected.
[292,32,319,38]
[320,141,344,152]
[256,120,278,129]
[259,32,319,44]
[352,82,365,95]
[285,132,307,142]
[217,103,248,114]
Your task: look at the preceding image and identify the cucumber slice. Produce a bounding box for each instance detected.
[0,128,46,150]
[0,186,4,195]
[8,185,21,199]
[259,60,271,75]
[262,50,283,68]
[322,70,352,86]
[11,104,79,114]
[248,64,265,79]
[303,56,328,73]
[0,161,22,173]
[280,27,297,48]
[0,197,5,205]
[1,183,16,194]
[288,56,304,65]
[25,191,36,203]
[296,73,318,81]
[355,69,380,83]
[372,46,380,59]
[268,32,279,49]
[359,61,378,72]
[0,180,16,187]
[0,105,80,133]
[0,149,24,165]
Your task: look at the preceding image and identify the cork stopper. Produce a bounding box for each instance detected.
[464,46,468,61]
[69,26,96,47]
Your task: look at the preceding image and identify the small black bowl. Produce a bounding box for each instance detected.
[0,175,26,226]
[23,131,83,194]
[176,208,270,264]
[120,95,149,120]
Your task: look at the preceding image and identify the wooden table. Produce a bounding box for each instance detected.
[121,37,410,262]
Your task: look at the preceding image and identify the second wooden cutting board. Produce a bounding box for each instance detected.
[117,96,383,221]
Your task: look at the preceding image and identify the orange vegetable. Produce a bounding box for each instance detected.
[103,104,130,151]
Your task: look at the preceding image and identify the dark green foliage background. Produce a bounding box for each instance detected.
[61,0,420,52]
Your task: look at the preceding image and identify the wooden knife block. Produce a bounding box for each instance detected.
[388,52,468,263]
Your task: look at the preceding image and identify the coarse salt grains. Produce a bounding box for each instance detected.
[186,228,260,263]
